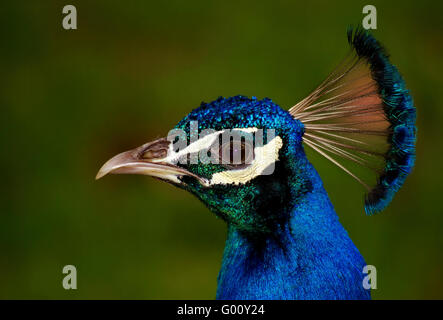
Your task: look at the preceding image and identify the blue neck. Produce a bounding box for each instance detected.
[216,161,371,300]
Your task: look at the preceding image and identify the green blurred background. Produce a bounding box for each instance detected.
[1,0,442,299]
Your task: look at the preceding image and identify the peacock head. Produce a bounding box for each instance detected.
[97,28,417,234]
[96,96,306,235]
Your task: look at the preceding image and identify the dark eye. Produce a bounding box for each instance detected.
[219,139,254,169]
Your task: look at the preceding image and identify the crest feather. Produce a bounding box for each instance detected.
[289,27,416,214]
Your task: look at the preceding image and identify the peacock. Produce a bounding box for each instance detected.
[96,27,416,300]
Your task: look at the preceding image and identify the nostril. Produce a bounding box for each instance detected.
[142,148,167,160]
[140,138,171,159]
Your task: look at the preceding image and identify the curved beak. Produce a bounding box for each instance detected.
[96,138,208,186]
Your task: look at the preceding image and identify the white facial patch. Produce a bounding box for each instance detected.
[210,135,283,185]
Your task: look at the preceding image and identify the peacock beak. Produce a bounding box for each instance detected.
[96,138,208,186]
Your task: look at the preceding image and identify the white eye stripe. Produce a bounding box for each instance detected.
[210,135,283,185]
[162,128,259,164]
[169,131,220,163]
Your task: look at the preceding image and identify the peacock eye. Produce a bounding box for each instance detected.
[219,139,254,169]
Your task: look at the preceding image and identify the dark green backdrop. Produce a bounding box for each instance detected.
[1,0,442,299]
